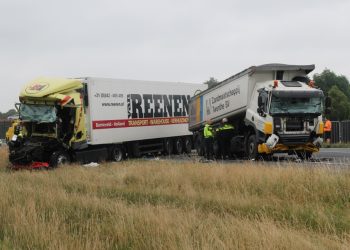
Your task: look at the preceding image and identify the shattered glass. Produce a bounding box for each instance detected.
[20,104,56,123]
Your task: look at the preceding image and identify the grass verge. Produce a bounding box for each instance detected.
[0,147,349,249]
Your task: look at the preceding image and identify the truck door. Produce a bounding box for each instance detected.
[255,88,270,132]
[56,92,87,149]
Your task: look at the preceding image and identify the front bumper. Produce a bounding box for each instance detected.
[258,133,322,154]
[258,142,320,154]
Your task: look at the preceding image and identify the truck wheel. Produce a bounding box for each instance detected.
[50,151,70,167]
[184,137,192,154]
[297,151,312,160]
[110,145,124,162]
[174,138,183,154]
[247,134,258,160]
[260,154,273,161]
[131,142,141,158]
[164,138,174,155]
[195,136,204,156]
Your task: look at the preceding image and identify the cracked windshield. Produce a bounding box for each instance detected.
[20,104,56,123]
[270,96,323,115]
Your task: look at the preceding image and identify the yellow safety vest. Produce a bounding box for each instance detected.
[324,120,332,132]
[217,123,234,131]
[204,124,213,138]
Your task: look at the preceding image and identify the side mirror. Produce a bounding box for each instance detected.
[258,95,263,107]
[325,96,331,109]
[15,103,21,119]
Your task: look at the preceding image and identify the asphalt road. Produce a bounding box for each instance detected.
[312,148,350,163]
[157,148,350,166]
[2,144,350,166]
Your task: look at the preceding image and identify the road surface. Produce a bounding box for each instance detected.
[156,148,350,166]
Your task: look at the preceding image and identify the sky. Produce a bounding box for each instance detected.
[1,0,349,112]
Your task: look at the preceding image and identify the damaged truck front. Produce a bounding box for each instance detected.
[189,64,331,160]
[9,78,87,167]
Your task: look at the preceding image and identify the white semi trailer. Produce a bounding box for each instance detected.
[9,77,206,166]
[189,64,330,160]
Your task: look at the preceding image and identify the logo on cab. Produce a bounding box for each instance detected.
[25,83,49,94]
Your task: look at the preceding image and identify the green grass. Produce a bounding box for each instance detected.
[0,147,349,249]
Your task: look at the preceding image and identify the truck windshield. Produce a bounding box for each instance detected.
[270,96,323,116]
[20,104,56,123]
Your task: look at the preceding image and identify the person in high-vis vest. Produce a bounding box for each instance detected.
[324,118,332,145]
[216,117,234,159]
[203,119,214,161]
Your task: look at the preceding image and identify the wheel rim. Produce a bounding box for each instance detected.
[249,142,255,155]
[176,140,183,153]
[164,139,173,154]
[57,155,67,165]
[185,139,191,153]
[166,141,171,151]
[248,136,256,158]
[113,148,123,161]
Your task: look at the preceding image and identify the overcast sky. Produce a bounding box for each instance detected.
[1,0,349,112]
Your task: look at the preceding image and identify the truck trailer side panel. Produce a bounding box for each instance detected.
[86,78,205,145]
[189,74,249,129]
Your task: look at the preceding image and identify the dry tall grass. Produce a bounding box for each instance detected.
[0,146,349,249]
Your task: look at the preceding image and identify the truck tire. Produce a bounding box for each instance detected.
[184,137,192,154]
[246,134,258,160]
[110,145,124,162]
[260,154,273,161]
[297,151,312,160]
[195,136,204,156]
[164,138,174,155]
[50,151,70,167]
[174,138,184,154]
[131,142,141,158]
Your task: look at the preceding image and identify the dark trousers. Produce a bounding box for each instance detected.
[219,138,231,159]
[204,137,213,160]
[218,130,233,159]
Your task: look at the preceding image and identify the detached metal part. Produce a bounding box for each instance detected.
[266,134,279,149]
[313,137,323,147]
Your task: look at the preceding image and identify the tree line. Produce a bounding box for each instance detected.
[0,109,17,120]
[313,69,350,121]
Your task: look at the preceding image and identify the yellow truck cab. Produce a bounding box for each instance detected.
[9,77,87,166]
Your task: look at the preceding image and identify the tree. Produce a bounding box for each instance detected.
[327,85,350,121]
[314,69,350,99]
[0,109,17,120]
[204,77,219,88]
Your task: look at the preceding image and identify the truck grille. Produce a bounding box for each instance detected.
[279,134,310,145]
[285,118,304,131]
